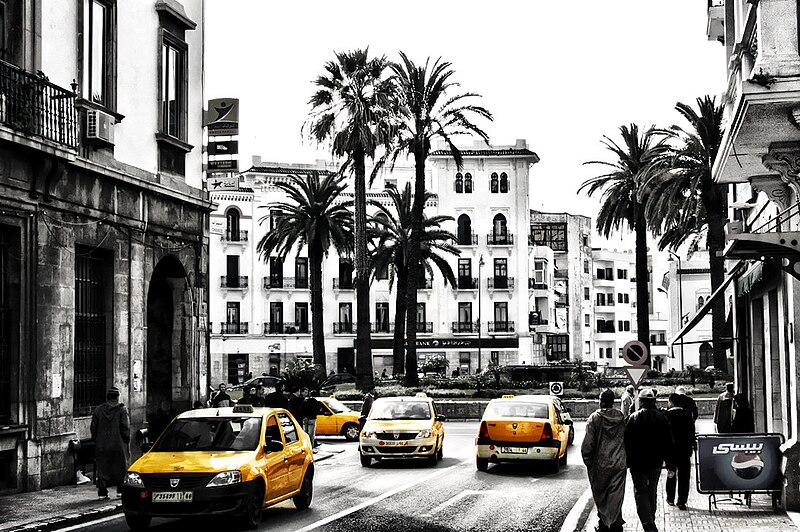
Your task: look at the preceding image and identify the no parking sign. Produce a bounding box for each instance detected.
[549,381,564,396]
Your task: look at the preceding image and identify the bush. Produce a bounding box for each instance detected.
[281,358,324,392]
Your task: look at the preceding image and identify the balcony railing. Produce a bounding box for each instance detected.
[528,279,548,290]
[222,230,248,242]
[0,59,78,149]
[596,300,615,307]
[220,322,248,334]
[451,321,478,333]
[488,276,514,290]
[221,276,249,288]
[414,321,433,333]
[333,278,354,290]
[528,319,549,331]
[333,322,354,334]
[263,322,309,335]
[264,276,309,290]
[487,233,514,246]
[488,321,515,333]
[596,325,616,333]
[371,322,394,334]
[457,277,478,290]
[457,232,478,246]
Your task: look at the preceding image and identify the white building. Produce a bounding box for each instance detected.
[591,249,637,367]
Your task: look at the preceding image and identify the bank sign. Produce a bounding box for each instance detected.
[368,337,519,350]
[696,434,783,493]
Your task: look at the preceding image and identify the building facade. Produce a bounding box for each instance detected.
[0,1,210,492]
[590,249,636,368]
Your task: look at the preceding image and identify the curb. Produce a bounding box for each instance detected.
[560,487,595,532]
[1,503,122,532]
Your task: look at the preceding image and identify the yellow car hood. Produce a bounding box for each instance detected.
[130,451,254,474]
[364,419,433,432]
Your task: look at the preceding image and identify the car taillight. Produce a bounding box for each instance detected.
[478,421,491,442]
[541,423,553,441]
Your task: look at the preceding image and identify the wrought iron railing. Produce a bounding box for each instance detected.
[488,321,515,333]
[488,276,514,290]
[333,322,354,334]
[457,232,478,246]
[221,275,248,288]
[457,277,478,290]
[451,321,477,333]
[0,60,78,148]
[222,230,248,242]
[264,276,308,290]
[487,233,514,245]
[263,322,309,334]
[333,278,354,290]
[220,322,249,334]
[751,201,800,234]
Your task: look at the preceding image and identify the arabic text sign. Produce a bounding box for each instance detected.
[206,98,239,136]
[696,434,783,493]
[208,176,238,190]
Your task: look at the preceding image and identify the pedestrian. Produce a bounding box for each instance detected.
[210,382,231,408]
[582,389,627,532]
[620,385,635,421]
[625,388,673,532]
[300,388,321,450]
[265,382,289,409]
[732,393,755,433]
[360,385,377,432]
[91,387,130,499]
[714,382,735,433]
[664,393,695,511]
[237,386,254,405]
[289,387,304,420]
[250,384,266,407]
[381,368,388,379]
[672,386,698,421]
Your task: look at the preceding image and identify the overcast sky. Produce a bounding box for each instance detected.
[205,0,726,246]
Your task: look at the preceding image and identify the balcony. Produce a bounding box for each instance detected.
[220,276,249,289]
[725,203,800,263]
[222,230,248,243]
[220,322,248,335]
[451,321,478,333]
[706,0,724,43]
[333,278,354,290]
[457,233,478,246]
[333,322,354,334]
[457,277,478,290]
[0,60,79,151]
[487,233,514,246]
[263,322,310,335]
[264,276,309,290]
[488,321,515,333]
[488,276,514,290]
[371,322,394,334]
[414,321,433,333]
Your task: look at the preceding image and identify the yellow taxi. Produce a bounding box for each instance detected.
[314,396,361,441]
[121,405,314,531]
[475,394,571,473]
[359,394,446,467]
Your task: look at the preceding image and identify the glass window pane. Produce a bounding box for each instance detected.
[90,1,105,103]
[168,46,178,136]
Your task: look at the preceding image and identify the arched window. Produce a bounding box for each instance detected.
[492,213,508,244]
[464,172,473,193]
[454,172,463,193]
[490,172,499,193]
[226,208,240,241]
[499,172,509,193]
[457,214,473,245]
[699,342,713,369]
[697,296,705,310]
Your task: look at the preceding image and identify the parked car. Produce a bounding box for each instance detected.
[320,373,355,391]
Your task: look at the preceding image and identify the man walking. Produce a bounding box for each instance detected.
[288,387,304,421]
[250,384,267,407]
[265,382,289,409]
[625,388,673,532]
[210,382,231,408]
[300,389,321,451]
[714,382,735,433]
[673,386,698,421]
[91,387,130,499]
[620,385,635,421]
[582,389,627,532]
[664,393,695,510]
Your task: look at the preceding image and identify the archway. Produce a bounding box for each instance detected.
[699,342,713,370]
[457,214,472,245]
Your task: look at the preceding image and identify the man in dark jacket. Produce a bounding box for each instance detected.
[673,386,698,421]
[664,393,696,510]
[714,382,735,433]
[91,387,130,499]
[625,388,673,532]
[210,382,232,408]
[288,388,304,421]
[300,389,321,450]
[360,386,377,432]
[265,382,289,409]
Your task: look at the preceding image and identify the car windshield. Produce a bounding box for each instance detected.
[324,398,350,413]
[369,401,431,420]
[486,402,549,419]
[152,417,262,452]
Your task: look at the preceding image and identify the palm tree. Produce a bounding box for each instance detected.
[307,49,396,391]
[256,172,353,375]
[390,52,492,386]
[368,183,459,375]
[644,96,727,370]
[579,124,662,358]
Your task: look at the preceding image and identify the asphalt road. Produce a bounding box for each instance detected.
[74,421,591,532]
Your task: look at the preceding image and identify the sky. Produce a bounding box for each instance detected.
[205,0,726,247]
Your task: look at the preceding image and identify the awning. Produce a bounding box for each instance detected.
[736,262,763,296]
[670,261,745,347]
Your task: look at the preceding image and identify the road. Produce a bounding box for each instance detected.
[73,421,591,532]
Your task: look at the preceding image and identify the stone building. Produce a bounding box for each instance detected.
[0,1,210,492]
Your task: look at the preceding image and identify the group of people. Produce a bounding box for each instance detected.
[581,385,700,532]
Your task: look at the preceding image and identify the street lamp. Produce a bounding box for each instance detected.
[669,251,685,370]
[478,254,485,373]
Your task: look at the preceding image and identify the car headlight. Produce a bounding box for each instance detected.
[206,470,242,487]
[124,472,144,488]
[416,429,433,439]
[361,431,376,439]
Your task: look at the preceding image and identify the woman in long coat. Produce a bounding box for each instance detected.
[91,387,131,498]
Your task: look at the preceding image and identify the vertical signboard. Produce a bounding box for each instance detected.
[206,98,239,137]
[696,433,784,493]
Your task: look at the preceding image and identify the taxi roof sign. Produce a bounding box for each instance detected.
[232,404,254,413]
[415,392,428,398]
[502,395,515,399]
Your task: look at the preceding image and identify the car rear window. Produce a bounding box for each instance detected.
[152,417,262,452]
[486,402,549,419]
[369,401,431,420]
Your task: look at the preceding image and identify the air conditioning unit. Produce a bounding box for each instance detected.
[86,109,115,144]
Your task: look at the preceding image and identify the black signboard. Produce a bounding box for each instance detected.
[207,159,239,173]
[696,433,784,494]
[208,140,239,156]
[367,337,519,350]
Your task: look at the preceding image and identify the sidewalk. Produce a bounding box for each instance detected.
[581,467,797,532]
[0,446,344,532]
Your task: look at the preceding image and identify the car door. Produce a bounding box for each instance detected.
[278,412,307,493]
[315,400,336,436]
[551,403,567,456]
[431,402,444,444]
[263,414,289,502]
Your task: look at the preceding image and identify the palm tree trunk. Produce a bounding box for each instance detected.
[309,239,326,374]
[353,147,374,391]
[707,202,728,372]
[404,147,426,387]
[393,260,407,376]
[634,206,651,362]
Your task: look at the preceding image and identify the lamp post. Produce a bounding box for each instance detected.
[669,251,685,370]
[478,254,485,373]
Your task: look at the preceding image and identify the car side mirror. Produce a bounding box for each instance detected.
[264,438,284,453]
[563,419,573,426]
[436,414,447,422]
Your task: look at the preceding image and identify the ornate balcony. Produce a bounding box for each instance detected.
[264,276,309,290]
[488,321,515,333]
[222,230,248,243]
[333,278,354,290]
[488,276,514,290]
[457,277,478,290]
[263,322,310,335]
[220,322,248,334]
[457,232,478,246]
[333,322,354,334]
[451,321,478,333]
[487,233,513,246]
[220,275,248,289]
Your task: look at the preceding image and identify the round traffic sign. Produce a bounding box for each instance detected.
[549,381,564,396]
[622,340,649,366]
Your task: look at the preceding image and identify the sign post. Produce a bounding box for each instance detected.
[622,340,649,390]
[549,381,564,396]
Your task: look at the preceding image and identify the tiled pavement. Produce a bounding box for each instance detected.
[581,464,797,532]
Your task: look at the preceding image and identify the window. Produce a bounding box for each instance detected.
[338,259,353,289]
[416,303,426,329]
[269,302,283,333]
[597,348,603,359]
[606,347,613,359]
[269,257,283,288]
[458,258,472,289]
[596,293,606,306]
[82,0,115,107]
[494,302,508,330]
[499,172,509,193]
[697,296,706,310]
[160,37,186,139]
[270,209,283,231]
[225,209,240,241]
[295,258,308,288]
[494,258,507,281]
[584,287,590,300]
[530,223,567,252]
[454,172,463,193]
[458,302,472,329]
[464,173,473,193]
[548,335,569,361]
[338,303,352,333]
[277,412,299,444]
[0,1,6,62]
[294,303,308,333]
[617,269,628,279]
[584,314,590,327]
[226,302,240,324]
[0,226,20,424]
[490,172,499,193]
[375,302,390,332]
[699,342,713,369]
[596,268,605,280]
[534,260,546,284]
[491,214,508,244]
[225,255,240,287]
[606,268,614,280]
[584,341,591,357]
[583,260,589,274]
[457,214,473,246]
[459,352,471,375]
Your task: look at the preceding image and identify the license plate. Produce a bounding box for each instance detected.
[152,491,193,502]
[381,441,409,447]
[500,447,528,454]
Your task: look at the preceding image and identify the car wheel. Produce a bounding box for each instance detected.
[342,423,360,442]
[548,455,561,474]
[360,452,371,467]
[559,446,568,466]
[293,469,314,510]
[238,483,264,530]
[124,513,151,531]
[568,426,575,446]
[476,457,488,472]
[436,442,444,461]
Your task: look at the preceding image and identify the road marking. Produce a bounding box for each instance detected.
[530,477,540,483]
[292,464,459,532]
[422,489,501,517]
[53,513,123,531]
[559,486,593,532]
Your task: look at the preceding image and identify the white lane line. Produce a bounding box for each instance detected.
[292,464,459,532]
[422,489,501,517]
[53,513,124,531]
[530,477,540,483]
[559,486,593,532]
